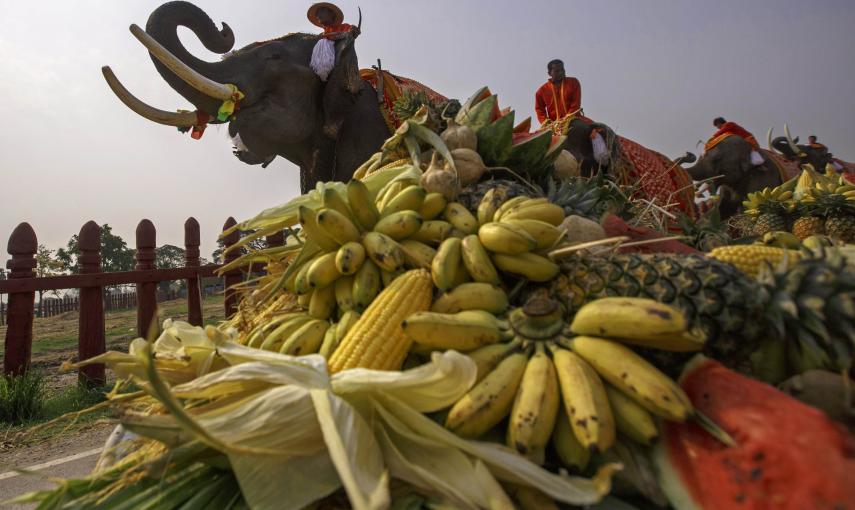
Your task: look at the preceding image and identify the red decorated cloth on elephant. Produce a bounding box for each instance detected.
[535,78,581,124]
[321,23,352,39]
[359,69,447,133]
[705,122,759,151]
[616,136,698,220]
[601,215,700,255]
[761,149,800,181]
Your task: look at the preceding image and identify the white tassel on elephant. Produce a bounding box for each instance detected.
[591,132,610,165]
[750,150,764,166]
[310,38,336,81]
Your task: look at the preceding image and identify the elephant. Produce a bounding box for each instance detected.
[682,135,784,219]
[103,1,397,193]
[561,118,621,178]
[768,125,837,172]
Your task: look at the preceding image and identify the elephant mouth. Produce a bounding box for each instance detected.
[103,24,240,128]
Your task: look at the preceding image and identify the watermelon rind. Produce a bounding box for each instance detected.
[460,86,491,112]
[504,129,554,175]
[456,95,499,134]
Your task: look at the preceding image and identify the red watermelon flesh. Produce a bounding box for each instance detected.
[656,357,855,510]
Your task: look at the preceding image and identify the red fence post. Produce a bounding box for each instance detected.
[136,220,158,339]
[222,217,241,319]
[77,221,105,386]
[184,218,203,326]
[3,223,37,376]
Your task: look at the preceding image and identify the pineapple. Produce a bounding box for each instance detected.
[743,185,794,236]
[546,172,630,221]
[676,207,731,251]
[791,209,825,239]
[818,193,855,243]
[552,249,855,382]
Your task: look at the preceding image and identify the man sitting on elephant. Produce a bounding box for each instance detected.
[707,117,764,166]
[535,59,582,125]
[307,3,360,82]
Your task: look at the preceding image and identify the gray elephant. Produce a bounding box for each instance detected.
[768,126,836,172]
[103,1,401,193]
[682,136,785,219]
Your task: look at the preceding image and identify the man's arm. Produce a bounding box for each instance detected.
[535,87,548,124]
[568,78,582,113]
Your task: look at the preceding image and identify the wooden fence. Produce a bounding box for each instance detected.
[0,217,284,385]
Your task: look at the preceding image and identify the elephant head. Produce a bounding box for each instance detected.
[683,135,783,219]
[767,125,834,172]
[103,1,390,192]
[562,118,621,177]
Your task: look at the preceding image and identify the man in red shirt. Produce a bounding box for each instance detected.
[535,59,582,125]
[708,117,763,166]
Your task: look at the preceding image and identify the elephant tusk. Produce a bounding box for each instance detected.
[783,124,802,155]
[766,126,774,150]
[129,24,234,101]
[102,66,200,127]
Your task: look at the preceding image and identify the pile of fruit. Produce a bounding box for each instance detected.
[743,165,855,242]
[19,87,855,510]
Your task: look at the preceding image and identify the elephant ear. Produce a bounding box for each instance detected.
[321,35,363,139]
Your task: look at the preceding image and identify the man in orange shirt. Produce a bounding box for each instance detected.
[535,59,582,125]
[708,117,763,166]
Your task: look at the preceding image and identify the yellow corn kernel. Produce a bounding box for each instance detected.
[327,269,433,373]
[707,246,801,278]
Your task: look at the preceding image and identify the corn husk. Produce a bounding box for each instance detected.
[57,321,618,510]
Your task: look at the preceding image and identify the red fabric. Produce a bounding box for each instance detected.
[710,121,759,149]
[359,69,447,133]
[535,78,581,124]
[602,215,700,254]
[761,149,800,181]
[321,23,352,39]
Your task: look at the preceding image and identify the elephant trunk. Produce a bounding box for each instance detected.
[144,1,237,116]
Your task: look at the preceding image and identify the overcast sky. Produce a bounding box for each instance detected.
[1,0,853,270]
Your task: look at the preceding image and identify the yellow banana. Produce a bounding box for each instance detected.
[334,242,366,276]
[346,179,380,231]
[398,239,437,269]
[362,231,405,272]
[419,192,447,220]
[380,184,427,216]
[306,251,342,289]
[431,282,509,314]
[451,257,472,287]
[550,345,615,453]
[569,297,706,352]
[501,218,563,250]
[443,202,480,235]
[259,314,313,351]
[351,259,381,312]
[568,335,693,421]
[334,275,354,312]
[445,351,528,438]
[284,258,309,292]
[605,384,659,445]
[381,267,404,287]
[297,290,312,309]
[492,196,532,221]
[316,208,361,245]
[403,310,509,351]
[308,283,336,320]
[478,222,537,254]
[374,180,409,212]
[322,188,354,222]
[460,234,502,285]
[373,210,423,240]
[507,344,560,464]
[293,257,314,294]
[477,187,509,225]
[318,325,339,360]
[247,313,303,349]
[279,319,329,356]
[431,237,463,291]
[467,338,523,383]
[410,220,454,245]
[491,252,559,282]
[552,405,591,472]
[501,202,565,226]
[298,206,340,251]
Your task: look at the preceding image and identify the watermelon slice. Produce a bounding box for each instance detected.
[456,94,499,134]
[504,129,555,175]
[513,117,532,134]
[459,86,492,113]
[476,111,515,166]
[654,356,855,510]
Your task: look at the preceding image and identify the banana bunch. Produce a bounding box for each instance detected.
[801,175,855,203]
[742,183,796,216]
[283,180,451,322]
[429,192,566,292]
[238,309,361,358]
[441,296,697,470]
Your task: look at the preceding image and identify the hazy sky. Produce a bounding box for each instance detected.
[1,0,854,270]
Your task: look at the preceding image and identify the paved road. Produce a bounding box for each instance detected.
[0,426,113,509]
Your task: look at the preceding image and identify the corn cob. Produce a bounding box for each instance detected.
[707,246,801,278]
[327,269,433,373]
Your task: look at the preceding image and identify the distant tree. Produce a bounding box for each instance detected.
[156,244,185,294]
[35,244,65,316]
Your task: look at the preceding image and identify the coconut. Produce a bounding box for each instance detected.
[560,215,606,244]
[440,118,477,152]
[553,150,580,179]
[451,148,487,187]
[420,153,460,201]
